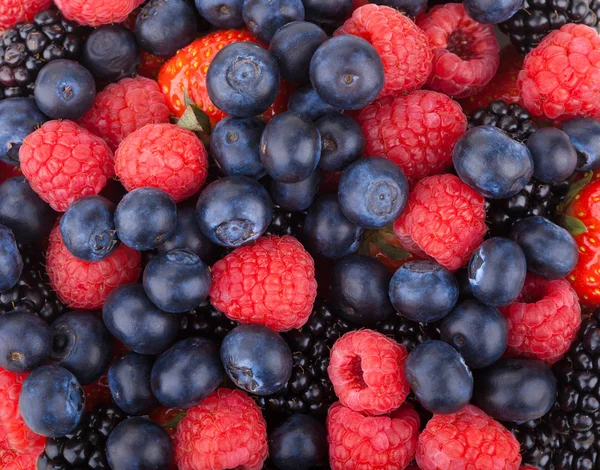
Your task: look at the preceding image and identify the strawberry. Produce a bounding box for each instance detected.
[138,51,166,79]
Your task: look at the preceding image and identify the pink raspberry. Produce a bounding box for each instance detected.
[0,448,43,470]
[0,0,51,30]
[53,0,144,26]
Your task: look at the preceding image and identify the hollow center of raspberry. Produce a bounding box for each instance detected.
[447,30,475,61]
[348,355,367,389]
[519,284,547,304]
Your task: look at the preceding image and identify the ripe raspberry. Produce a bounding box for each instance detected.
[328,329,410,416]
[0,448,42,470]
[357,90,467,186]
[46,225,141,310]
[0,0,51,31]
[79,77,171,152]
[518,24,600,120]
[327,402,420,470]
[19,120,114,212]
[417,3,500,99]
[499,274,581,364]
[335,4,432,97]
[416,405,522,470]
[393,174,487,271]
[210,236,317,332]
[54,0,144,27]
[175,388,268,470]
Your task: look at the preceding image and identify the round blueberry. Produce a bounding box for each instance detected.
[270,414,327,470]
[221,324,293,395]
[34,59,96,120]
[196,175,272,248]
[303,0,353,21]
[270,169,321,212]
[288,85,341,121]
[0,97,48,166]
[526,128,577,183]
[316,113,365,172]
[207,42,280,117]
[560,117,600,171]
[463,0,523,24]
[370,0,427,16]
[195,0,245,28]
[242,0,305,43]
[19,365,85,437]
[151,337,223,408]
[108,353,158,416]
[82,25,140,82]
[309,35,384,110]
[455,267,474,300]
[0,224,22,292]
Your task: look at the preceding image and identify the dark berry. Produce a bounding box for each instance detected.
[242,0,306,43]
[0,97,48,165]
[467,100,537,142]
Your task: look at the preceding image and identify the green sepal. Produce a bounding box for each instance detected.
[561,215,588,236]
[161,412,186,429]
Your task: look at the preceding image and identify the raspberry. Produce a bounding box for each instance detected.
[417,3,500,99]
[357,90,467,187]
[416,405,522,470]
[19,120,114,212]
[79,77,171,152]
[518,23,600,121]
[46,225,142,310]
[175,388,268,470]
[0,448,42,470]
[393,174,487,271]
[328,329,410,416]
[0,0,51,31]
[499,274,581,364]
[335,4,432,98]
[54,0,144,27]
[327,402,420,470]
[210,236,318,332]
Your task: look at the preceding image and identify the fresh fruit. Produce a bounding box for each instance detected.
[467,100,537,143]
[316,113,364,172]
[157,207,217,262]
[195,0,245,29]
[287,84,340,121]
[0,98,48,166]
[108,352,158,416]
[0,0,52,31]
[304,0,353,21]
[560,116,600,171]
[463,0,523,24]
[527,128,578,183]
[54,0,145,27]
[269,414,327,470]
[0,225,22,292]
[269,169,321,212]
[242,0,305,43]
[0,309,50,372]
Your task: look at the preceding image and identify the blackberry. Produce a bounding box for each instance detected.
[178,299,237,341]
[504,418,561,470]
[375,311,440,353]
[468,100,538,142]
[265,205,306,239]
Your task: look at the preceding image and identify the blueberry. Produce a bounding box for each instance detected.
[270,414,327,470]
[135,0,198,58]
[310,35,384,110]
[405,340,473,414]
[302,194,363,259]
[468,238,527,307]
[221,324,293,395]
[288,85,341,121]
[369,0,427,16]
[302,0,353,21]
[316,113,365,172]
[389,260,459,323]
[463,0,523,24]
[455,267,474,300]
[196,176,273,248]
[211,116,266,179]
[115,187,177,251]
[106,417,173,470]
[526,128,577,183]
[51,311,112,385]
[34,59,96,120]
[270,170,321,212]
[453,126,534,199]
[60,195,117,262]
[82,25,139,83]
[195,0,245,28]
[151,337,223,408]
[242,0,305,43]
[108,353,158,416]
[440,299,508,369]
[510,216,579,280]
[473,358,558,422]
[269,21,328,84]
[0,309,52,373]
[0,224,22,292]
[0,97,48,166]
[102,284,179,355]
[0,176,55,244]
[560,117,600,171]
[207,42,280,117]
[19,365,85,437]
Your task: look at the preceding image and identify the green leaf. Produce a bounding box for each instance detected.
[558,171,594,213]
[162,413,186,429]
[177,105,212,134]
[561,215,588,236]
[376,240,412,261]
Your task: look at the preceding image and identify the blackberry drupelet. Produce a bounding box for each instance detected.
[376,311,440,353]
[179,299,237,341]
[468,100,538,143]
[504,418,561,470]
[265,205,306,239]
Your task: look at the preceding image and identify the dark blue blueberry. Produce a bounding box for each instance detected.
[102,284,179,355]
[109,353,158,416]
[135,0,198,58]
[207,42,280,117]
[468,238,526,307]
[338,157,409,229]
[195,0,245,28]
[440,299,508,369]
[82,25,140,83]
[0,224,22,292]
[106,417,173,470]
[288,85,341,121]
[526,128,577,183]
[453,126,534,199]
[269,414,327,470]
[302,194,363,259]
[370,0,426,16]
[316,113,365,172]
[211,116,266,179]
[0,97,48,166]
[0,176,55,244]
[34,59,96,120]
[0,309,52,373]
[463,0,523,24]
[331,254,394,325]
[221,324,292,396]
[115,187,177,251]
[261,112,321,183]
[405,340,473,414]
[242,0,305,43]
[269,21,328,84]
[455,267,474,300]
[60,195,117,262]
[389,260,459,323]
[560,117,600,171]
[270,169,321,211]
[196,175,273,248]
[510,216,579,280]
[310,35,384,110]
[19,365,85,437]
[151,337,223,408]
[473,358,557,422]
[302,0,353,21]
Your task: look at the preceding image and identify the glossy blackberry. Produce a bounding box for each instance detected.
[375,311,440,353]
[265,205,306,239]
[468,100,538,142]
[37,404,128,470]
[504,418,561,470]
[179,299,237,341]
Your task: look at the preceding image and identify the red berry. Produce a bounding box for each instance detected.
[0,0,51,30]
[54,0,145,26]
[138,51,166,80]
[0,448,43,470]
